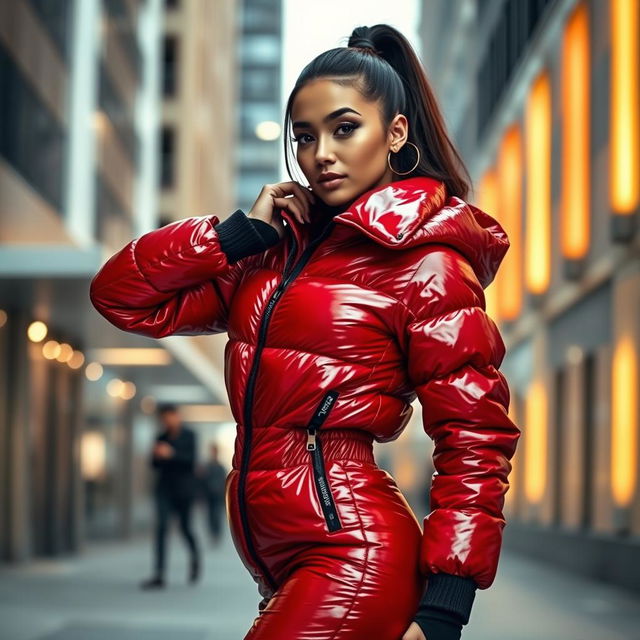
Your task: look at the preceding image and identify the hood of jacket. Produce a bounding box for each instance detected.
[280,175,509,289]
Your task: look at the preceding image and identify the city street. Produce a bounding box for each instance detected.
[0,511,639,640]
[2,1,640,639]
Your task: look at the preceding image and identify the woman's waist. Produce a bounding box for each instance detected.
[233,427,375,471]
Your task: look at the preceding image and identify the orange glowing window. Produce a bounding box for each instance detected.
[610,0,639,214]
[525,72,552,294]
[611,335,638,507]
[477,169,500,322]
[524,379,547,504]
[561,2,590,260]
[497,125,523,321]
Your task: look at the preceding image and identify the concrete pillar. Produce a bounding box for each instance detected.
[592,344,615,533]
[560,349,587,528]
[5,311,32,561]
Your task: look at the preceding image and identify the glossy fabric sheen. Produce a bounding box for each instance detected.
[90,176,521,638]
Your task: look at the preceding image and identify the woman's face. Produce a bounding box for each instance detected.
[290,78,408,210]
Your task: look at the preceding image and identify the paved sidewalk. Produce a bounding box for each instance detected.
[0,514,257,640]
[0,512,639,640]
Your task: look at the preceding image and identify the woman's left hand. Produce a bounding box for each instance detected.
[401,621,427,640]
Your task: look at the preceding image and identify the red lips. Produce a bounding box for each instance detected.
[317,172,346,183]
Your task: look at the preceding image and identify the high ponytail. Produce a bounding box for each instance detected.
[283,24,472,201]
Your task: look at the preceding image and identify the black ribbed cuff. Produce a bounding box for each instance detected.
[413,608,462,640]
[214,208,278,263]
[417,573,477,625]
[250,218,280,246]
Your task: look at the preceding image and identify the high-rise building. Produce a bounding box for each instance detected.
[235,0,283,213]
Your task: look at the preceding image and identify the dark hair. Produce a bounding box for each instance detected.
[156,403,178,416]
[283,24,472,201]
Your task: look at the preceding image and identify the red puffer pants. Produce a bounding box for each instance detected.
[230,419,426,639]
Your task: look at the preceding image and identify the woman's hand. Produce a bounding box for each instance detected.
[248,181,316,239]
[401,621,427,640]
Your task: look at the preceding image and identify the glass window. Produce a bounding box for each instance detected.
[160,126,176,188]
[241,69,279,101]
[243,4,280,31]
[238,142,279,168]
[240,35,280,66]
[0,44,65,212]
[163,36,178,97]
[29,0,72,62]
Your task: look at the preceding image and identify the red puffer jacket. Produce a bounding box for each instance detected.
[90,175,520,638]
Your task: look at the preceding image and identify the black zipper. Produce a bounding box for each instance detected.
[237,220,336,592]
[306,390,343,532]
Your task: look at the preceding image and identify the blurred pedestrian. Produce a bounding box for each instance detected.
[199,442,228,547]
[140,403,201,589]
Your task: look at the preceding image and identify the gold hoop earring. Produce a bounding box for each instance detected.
[387,141,420,175]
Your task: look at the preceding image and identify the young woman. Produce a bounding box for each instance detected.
[90,24,520,640]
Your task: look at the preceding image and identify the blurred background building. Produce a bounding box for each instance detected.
[0,0,638,610]
[418,0,640,593]
[0,0,238,561]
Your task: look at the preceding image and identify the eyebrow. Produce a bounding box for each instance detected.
[292,107,362,129]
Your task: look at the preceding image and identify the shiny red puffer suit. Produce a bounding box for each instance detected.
[89,176,520,639]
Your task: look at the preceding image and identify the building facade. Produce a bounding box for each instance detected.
[417,0,640,591]
[0,0,239,563]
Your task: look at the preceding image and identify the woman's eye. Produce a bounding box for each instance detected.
[336,123,358,135]
[291,123,358,145]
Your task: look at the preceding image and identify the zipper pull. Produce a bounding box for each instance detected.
[306,427,317,451]
[305,390,339,452]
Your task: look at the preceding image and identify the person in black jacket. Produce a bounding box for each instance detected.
[140,403,201,589]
